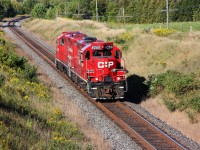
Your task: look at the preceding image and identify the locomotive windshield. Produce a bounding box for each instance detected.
[92,50,112,57]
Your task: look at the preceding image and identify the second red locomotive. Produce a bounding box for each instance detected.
[55,31,127,99]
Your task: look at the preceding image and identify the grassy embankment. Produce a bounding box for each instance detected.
[0,30,91,150]
[23,18,200,122]
[108,21,200,32]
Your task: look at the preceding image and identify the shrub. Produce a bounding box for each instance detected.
[0,38,5,45]
[107,32,134,51]
[189,95,200,113]
[31,3,47,18]
[186,110,197,123]
[148,70,200,117]
[153,28,176,36]
[116,32,134,43]
[148,70,198,96]
[45,7,56,20]
[0,73,5,86]
[0,42,38,82]
[0,43,27,69]
[0,30,4,36]
[164,99,176,112]
[23,64,38,82]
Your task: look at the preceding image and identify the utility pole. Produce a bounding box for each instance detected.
[116,8,132,29]
[96,0,98,21]
[78,0,80,16]
[122,8,125,28]
[73,0,84,19]
[159,0,178,29]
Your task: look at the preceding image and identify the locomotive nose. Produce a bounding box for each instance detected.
[92,58,116,82]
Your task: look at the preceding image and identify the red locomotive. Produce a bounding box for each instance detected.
[55,31,127,99]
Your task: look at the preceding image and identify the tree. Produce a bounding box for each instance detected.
[0,4,4,20]
[134,0,143,23]
[81,0,92,19]
[90,0,107,21]
[106,2,118,22]
[22,0,37,14]
[156,0,166,23]
[45,7,56,19]
[0,0,16,18]
[193,7,200,21]
[126,0,136,23]
[11,0,22,13]
[31,3,47,18]
[141,0,149,23]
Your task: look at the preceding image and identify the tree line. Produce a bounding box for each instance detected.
[1,0,200,23]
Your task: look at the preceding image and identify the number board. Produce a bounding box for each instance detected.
[104,45,113,50]
[92,46,101,50]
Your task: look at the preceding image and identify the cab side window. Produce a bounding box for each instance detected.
[60,38,64,46]
[85,51,90,60]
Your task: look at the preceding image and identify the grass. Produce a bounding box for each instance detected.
[108,21,200,32]
[0,30,92,150]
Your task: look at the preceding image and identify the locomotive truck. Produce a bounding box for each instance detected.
[55,31,127,99]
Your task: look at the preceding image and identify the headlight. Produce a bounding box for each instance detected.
[112,68,116,72]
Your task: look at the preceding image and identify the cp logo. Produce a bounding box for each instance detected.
[98,61,114,68]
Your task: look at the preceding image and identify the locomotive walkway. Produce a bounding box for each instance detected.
[7,24,189,150]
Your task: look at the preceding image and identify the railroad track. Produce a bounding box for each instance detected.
[8,26,188,150]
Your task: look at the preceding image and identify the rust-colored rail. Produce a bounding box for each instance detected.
[8,26,187,150]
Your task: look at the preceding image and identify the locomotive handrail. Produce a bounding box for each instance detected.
[121,58,125,69]
[86,69,105,80]
[87,69,95,78]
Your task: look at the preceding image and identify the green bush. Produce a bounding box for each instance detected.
[148,70,198,96]
[148,70,200,119]
[189,95,200,112]
[23,64,38,82]
[0,73,5,86]
[31,3,47,18]
[0,44,27,69]
[164,99,176,112]
[0,42,38,82]
[107,32,134,51]
[0,37,5,45]
[45,7,56,20]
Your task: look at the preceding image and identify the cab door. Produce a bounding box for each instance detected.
[57,37,66,63]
